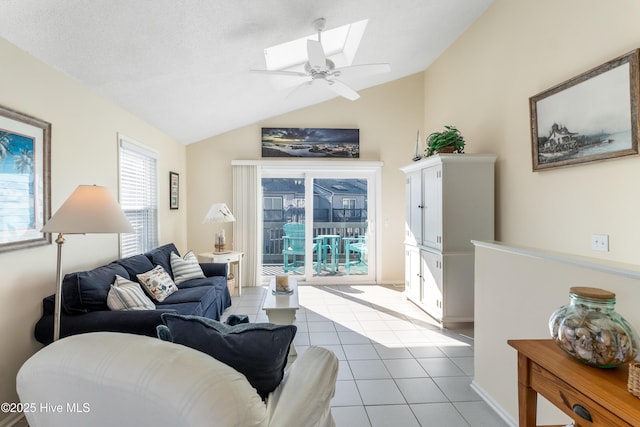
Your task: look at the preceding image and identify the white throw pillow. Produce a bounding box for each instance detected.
[170,251,205,285]
[107,275,155,311]
[137,265,178,302]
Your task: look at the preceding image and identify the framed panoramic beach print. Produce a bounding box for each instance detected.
[261,127,360,158]
[530,49,640,171]
[0,106,51,252]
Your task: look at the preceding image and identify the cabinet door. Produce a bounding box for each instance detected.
[422,165,442,250]
[421,249,443,321]
[405,246,421,302]
[405,171,422,245]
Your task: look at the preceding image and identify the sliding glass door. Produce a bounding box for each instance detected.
[261,165,378,284]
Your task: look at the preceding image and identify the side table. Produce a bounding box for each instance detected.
[262,277,299,356]
[508,339,640,426]
[199,251,244,296]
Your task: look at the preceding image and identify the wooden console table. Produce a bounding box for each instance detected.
[508,339,640,427]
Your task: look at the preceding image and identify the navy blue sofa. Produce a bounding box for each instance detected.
[34,243,232,345]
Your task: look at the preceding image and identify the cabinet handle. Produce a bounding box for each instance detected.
[572,404,592,422]
[418,205,424,209]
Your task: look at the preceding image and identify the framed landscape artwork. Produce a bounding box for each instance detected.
[530,49,640,171]
[0,106,51,252]
[261,127,360,158]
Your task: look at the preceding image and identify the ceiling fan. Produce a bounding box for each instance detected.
[251,18,391,101]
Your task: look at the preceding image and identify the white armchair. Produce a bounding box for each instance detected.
[17,332,338,427]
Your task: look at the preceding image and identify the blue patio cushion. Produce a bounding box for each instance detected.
[62,263,130,313]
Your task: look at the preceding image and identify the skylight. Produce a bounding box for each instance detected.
[264,19,368,71]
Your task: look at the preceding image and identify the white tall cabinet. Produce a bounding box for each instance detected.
[400,154,496,325]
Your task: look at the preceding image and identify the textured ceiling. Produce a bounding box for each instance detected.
[0,0,493,144]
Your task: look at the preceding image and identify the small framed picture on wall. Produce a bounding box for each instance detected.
[169,171,179,209]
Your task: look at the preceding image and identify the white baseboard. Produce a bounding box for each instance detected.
[0,413,25,427]
[470,380,517,427]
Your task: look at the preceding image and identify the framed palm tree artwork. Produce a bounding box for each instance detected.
[0,105,51,252]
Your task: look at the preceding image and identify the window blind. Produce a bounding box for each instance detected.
[119,137,158,257]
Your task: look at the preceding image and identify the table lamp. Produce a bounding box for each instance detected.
[41,185,134,341]
[202,202,235,253]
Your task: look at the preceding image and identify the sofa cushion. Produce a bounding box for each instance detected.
[107,275,156,311]
[173,275,224,289]
[158,286,215,305]
[137,266,178,302]
[158,314,296,398]
[62,263,130,313]
[145,243,179,278]
[115,254,155,281]
[170,251,205,285]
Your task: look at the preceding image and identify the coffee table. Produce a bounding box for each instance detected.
[262,277,299,355]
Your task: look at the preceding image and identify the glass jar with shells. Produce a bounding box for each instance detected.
[549,286,639,368]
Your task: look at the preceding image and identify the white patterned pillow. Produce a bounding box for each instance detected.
[137,265,178,302]
[107,275,156,311]
[170,250,205,285]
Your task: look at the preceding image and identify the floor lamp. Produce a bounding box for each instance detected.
[41,185,134,341]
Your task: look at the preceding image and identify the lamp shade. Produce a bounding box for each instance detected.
[42,185,134,234]
[203,202,236,224]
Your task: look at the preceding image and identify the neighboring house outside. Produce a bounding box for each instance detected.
[262,178,368,263]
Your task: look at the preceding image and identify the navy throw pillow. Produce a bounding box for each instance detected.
[62,262,130,312]
[115,254,155,281]
[145,243,179,278]
[158,313,296,398]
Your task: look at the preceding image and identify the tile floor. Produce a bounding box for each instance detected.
[222,284,510,427]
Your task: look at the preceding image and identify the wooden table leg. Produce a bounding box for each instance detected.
[517,352,538,427]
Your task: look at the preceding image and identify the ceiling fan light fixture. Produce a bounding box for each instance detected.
[305,58,335,75]
[261,19,368,71]
[251,18,388,101]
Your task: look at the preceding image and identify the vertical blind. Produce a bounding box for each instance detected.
[118,137,158,257]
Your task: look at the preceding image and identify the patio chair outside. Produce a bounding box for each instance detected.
[283,223,305,273]
[344,235,368,275]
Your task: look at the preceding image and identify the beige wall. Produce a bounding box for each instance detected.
[0,37,187,415]
[424,0,640,263]
[422,1,640,424]
[474,242,640,425]
[5,0,640,420]
[186,73,425,285]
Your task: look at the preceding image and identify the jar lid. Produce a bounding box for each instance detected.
[570,286,615,299]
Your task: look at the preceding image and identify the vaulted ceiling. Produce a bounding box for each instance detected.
[0,0,493,144]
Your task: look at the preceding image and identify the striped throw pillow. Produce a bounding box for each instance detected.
[107,275,155,311]
[170,251,205,285]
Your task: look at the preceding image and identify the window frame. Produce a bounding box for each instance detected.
[117,134,159,257]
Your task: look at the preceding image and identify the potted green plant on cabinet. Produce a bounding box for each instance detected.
[425,125,465,157]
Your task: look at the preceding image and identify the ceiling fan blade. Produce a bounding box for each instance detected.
[333,63,391,79]
[286,81,314,99]
[307,39,326,71]
[325,79,360,101]
[249,69,308,78]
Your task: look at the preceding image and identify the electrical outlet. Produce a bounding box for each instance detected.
[591,234,609,252]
